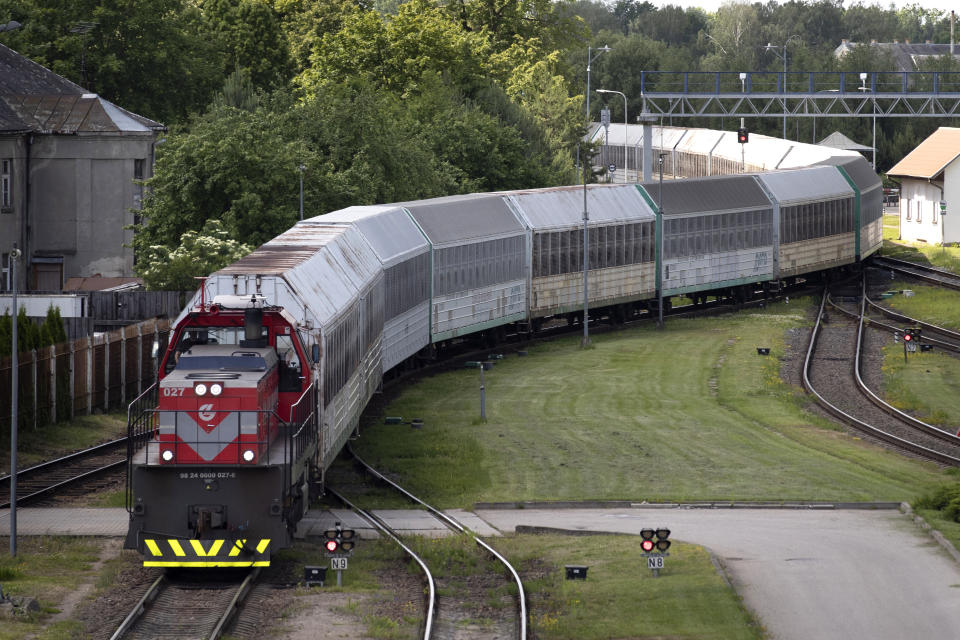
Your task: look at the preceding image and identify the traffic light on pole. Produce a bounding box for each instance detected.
[737,127,749,144]
[903,329,913,343]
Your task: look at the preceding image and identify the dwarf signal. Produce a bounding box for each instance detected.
[324,523,356,556]
[737,128,749,144]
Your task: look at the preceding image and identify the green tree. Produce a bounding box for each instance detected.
[700,2,762,71]
[137,219,252,291]
[0,0,224,124]
[200,0,294,89]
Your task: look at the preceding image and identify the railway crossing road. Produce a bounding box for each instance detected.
[472,507,960,640]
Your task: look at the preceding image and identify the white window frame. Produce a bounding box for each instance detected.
[916,200,922,223]
[905,199,912,221]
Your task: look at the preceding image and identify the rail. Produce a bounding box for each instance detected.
[347,443,527,640]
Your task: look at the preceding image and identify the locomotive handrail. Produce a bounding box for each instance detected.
[126,383,157,513]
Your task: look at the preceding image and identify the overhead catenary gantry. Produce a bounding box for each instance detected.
[638,70,960,119]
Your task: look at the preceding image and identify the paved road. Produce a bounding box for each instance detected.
[474,507,960,640]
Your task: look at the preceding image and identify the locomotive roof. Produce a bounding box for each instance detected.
[505,184,656,230]
[401,193,525,246]
[639,174,772,215]
[164,344,278,386]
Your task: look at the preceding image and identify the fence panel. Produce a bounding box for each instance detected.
[0,318,170,433]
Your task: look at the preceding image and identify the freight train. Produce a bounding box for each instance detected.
[124,127,882,567]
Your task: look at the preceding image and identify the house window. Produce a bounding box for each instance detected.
[1,159,11,211]
[933,205,938,225]
[916,201,922,223]
[1,253,8,291]
[134,158,145,180]
[905,200,912,221]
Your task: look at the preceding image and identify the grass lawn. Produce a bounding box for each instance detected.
[0,413,127,473]
[0,537,104,640]
[496,534,761,640]
[353,298,950,508]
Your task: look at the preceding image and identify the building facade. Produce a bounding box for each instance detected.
[886,127,960,246]
[0,43,163,291]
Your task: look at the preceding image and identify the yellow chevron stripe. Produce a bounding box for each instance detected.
[190,539,225,557]
[228,539,247,557]
[143,561,271,568]
[168,540,186,557]
[144,539,163,557]
[256,539,270,554]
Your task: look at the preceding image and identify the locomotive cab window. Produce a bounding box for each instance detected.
[276,334,303,393]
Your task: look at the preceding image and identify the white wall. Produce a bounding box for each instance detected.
[899,178,944,244]
[944,160,960,245]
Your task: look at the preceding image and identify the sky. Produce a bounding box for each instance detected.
[649,1,958,14]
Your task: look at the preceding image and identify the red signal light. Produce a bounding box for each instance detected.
[737,127,749,144]
[641,539,655,552]
[904,331,912,342]
[325,539,339,553]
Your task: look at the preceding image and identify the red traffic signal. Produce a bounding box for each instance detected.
[903,330,913,342]
[324,538,339,553]
[640,527,670,552]
[737,127,749,144]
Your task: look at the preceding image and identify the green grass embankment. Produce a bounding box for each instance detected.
[354,298,948,507]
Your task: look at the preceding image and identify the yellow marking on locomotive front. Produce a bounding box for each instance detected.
[143,561,271,568]
[144,539,163,557]
[190,539,225,557]
[256,539,270,553]
[228,539,247,556]
[167,540,186,556]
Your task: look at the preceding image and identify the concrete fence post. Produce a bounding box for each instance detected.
[120,328,127,407]
[104,333,110,411]
[31,349,37,430]
[137,323,143,396]
[86,335,93,416]
[69,341,75,420]
[50,344,56,423]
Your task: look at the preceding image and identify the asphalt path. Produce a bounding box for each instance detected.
[474,507,960,640]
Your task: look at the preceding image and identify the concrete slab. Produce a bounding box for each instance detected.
[0,508,128,536]
[446,509,502,536]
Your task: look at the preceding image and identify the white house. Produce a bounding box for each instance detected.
[886,127,960,246]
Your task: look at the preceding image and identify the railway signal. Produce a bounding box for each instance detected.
[640,528,672,576]
[324,523,356,556]
[737,127,749,144]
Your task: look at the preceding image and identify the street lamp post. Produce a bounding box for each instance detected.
[9,244,21,556]
[298,164,306,221]
[596,89,627,182]
[582,45,611,348]
[764,37,801,140]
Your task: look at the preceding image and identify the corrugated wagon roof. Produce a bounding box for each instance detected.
[507,184,655,230]
[402,193,524,246]
[640,174,771,215]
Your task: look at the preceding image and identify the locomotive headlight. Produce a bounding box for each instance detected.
[194,383,208,396]
[161,449,174,462]
[242,449,256,462]
[210,383,223,396]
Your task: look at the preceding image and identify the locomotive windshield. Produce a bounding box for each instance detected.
[175,354,269,372]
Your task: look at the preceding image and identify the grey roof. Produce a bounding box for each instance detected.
[817,155,882,193]
[317,205,429,269]
[818,131,873,152]
[639,174,771,215]
[0,42,163,134]
[402,193,525,246]
[756,166,854,204]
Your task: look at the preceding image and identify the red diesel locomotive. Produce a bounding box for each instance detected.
[125,295,319,567]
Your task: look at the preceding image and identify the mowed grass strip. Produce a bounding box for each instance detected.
[496,534,761,640]
[354,299,947,507]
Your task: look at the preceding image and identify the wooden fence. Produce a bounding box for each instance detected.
[0,317,171,432]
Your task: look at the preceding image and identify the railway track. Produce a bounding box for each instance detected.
[330,444,527,640]
[109,569,258,640]
[803,278,960,466]
[0,437,127,508]
[871,255,960,291]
